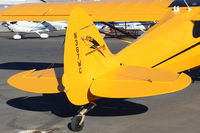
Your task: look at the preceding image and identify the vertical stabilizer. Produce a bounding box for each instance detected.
[62,8,119,105]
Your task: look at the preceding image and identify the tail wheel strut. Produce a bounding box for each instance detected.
[70,103,96,132]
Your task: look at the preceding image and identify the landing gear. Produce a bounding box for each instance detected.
[40,33,49,39]
[13,34,22,40]
[35,32,49,39]
[70,115,84,132]
[70,103,96,132]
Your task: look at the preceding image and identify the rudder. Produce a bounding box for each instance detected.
[62,8,119,105]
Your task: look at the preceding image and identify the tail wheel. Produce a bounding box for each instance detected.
[70,115,84,132]
[69,103,96,131]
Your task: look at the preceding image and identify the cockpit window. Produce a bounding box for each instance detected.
[10,21,17,24]
[33,21,40,23]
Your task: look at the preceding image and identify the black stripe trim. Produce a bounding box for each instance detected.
[152,42,200,68]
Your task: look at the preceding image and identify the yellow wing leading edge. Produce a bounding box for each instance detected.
[0,0,173,21]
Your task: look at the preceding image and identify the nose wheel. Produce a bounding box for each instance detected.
[70,103,96,132]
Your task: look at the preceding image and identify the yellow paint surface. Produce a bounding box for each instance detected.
[0,0,173,21]
[8,68,64,93]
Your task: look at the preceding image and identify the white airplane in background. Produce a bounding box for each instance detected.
[112,22,154,32]
[2,21,112,40]
[0,0,47,8]
[0,0,47,5]
[2,21,67,40]
[95,21,154,33]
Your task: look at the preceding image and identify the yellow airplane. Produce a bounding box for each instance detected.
[0,0,199,131]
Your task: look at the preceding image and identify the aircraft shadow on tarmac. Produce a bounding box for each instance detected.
[2,62,200,117]
[2,62,148,117]
[7,93,148,117]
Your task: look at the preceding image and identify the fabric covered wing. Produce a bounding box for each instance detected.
[0,0,173,21]
[7,68,64,93]
[90,66,191,98]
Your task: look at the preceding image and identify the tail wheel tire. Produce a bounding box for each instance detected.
[70,115,84,132]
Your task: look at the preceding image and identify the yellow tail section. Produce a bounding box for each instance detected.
[62,8,192,106]
[62,8,120,105]
[7,8,192,106]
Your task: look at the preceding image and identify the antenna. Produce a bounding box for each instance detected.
[183,0,192,11]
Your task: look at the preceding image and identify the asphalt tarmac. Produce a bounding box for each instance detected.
[0,31,200,133]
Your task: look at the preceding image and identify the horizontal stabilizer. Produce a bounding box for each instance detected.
[8,68,64,94]
[90,66,191,98]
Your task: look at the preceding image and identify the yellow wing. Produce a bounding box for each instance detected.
[0,0,173,21]
[8,68,64,94]
[116,8,200,72]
